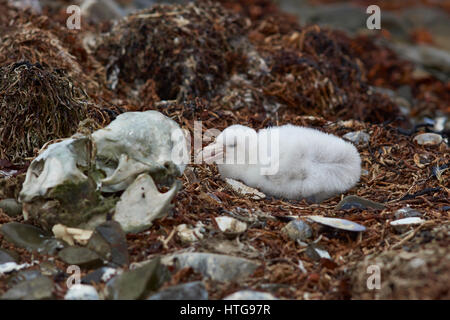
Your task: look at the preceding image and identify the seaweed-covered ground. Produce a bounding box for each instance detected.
[0,0,448,300]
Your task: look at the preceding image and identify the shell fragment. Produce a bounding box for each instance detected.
[307,216,366,232]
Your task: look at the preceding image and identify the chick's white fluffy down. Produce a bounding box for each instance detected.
[216,124,361,202]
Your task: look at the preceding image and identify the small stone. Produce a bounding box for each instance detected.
[215,216,247,236]
[394,207,423,219]
[342,131,370,146]
[0,248,18,264]
[307,216,366,232]
[65,284,100,300]
[82,267,118,284]
[8,270,42,286]
[0,222,65,255]
[161,252,259,282]
[335,195,385,211]
[39,261,61,277]
[306,245,332,261]
[0,198,22,217]
[58,247,103,268]
[106,257,170,300]
[223,290,278,300]
[409,258,426,269]
[147,281,208,300]
[390,217,425,233]
[413,133,443,146]
[1,276,54,300]
[281,220,312,241]
[87,221,129,267]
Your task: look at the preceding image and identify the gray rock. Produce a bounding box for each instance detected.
[342,131,370,146]
[161,252,259,282]
[147,281,208,300]
[0,198,22,217]
[87,221,129,267]
[106,257,170,300]
[7,270,42,286]
[390,43,450,75]
[64,284,100,300]
[58,247,103,269]
[306,244,332,261]
[335,195,385,211]
[1,276,54,300]
[0,249,18,264]
[281,220,312,241]
[0,222,65,255]
[223,290,277,300]
[82,267,118,284]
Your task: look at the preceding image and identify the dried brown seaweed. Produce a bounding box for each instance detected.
[0,62,89,161]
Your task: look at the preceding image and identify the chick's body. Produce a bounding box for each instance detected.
[211,124,361,202]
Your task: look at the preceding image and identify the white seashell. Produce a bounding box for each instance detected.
[390,217,425,233]
[307,215,366,232]
[390,217,425,226]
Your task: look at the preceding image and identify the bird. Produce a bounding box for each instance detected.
[202,124,361,202]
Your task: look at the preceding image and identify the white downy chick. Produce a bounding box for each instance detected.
[202,124,361,202]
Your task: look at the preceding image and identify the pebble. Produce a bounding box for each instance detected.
[0,198,22,217]
[0,222,65,255]
[281,220,313,241]
[413,133,443,146]
[65,284,100,300]
[394,207,423,219]
[0,248,18,264]
[1,276,54,300]
[342,131,370,146]
[161,252,259,282]
[82,267,118,284]
[215,216,247,236]
[335,195,385,211]
[223,290,278,300]
[58,247,104,268]
[87,221,129,267]
[7,270,42,286]
[306,245,332,261]
[106,257,170,300]
[147,281,208,300]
